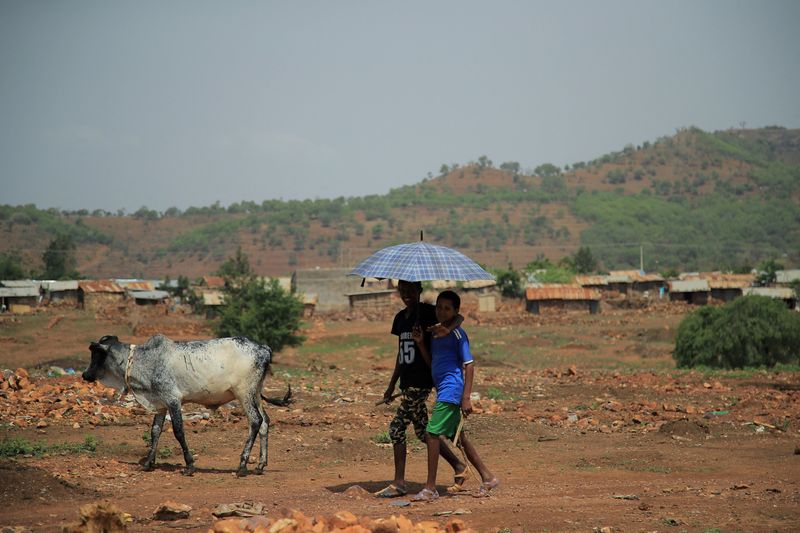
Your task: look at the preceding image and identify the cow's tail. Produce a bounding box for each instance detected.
[262,384,292,406]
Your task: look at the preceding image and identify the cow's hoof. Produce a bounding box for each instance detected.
[141,463,155,472]
[254,466,265,475]
[236,467,248,478]
[182,466,196,476]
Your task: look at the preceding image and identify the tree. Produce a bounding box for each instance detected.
[215,251,305,352]
[42,234,79,280]
[572,246,598,274]
[499,161,521,174]
[217,247,252,283]
[0,252,26,279]
[673,296,800,369]
[756,258,782,286]
[477,155,493,169]
[534,163,561,178]
[494,264,523,298]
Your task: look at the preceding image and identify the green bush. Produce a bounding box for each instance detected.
[674,296,800,369]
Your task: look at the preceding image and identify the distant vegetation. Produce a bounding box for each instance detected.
[674,296,800,369]
[2,126,799,276]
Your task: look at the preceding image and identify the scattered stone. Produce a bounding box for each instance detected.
[211,501,266,518]
[612,494,639,500]
[343,485,373,499]
[152,500,192,521]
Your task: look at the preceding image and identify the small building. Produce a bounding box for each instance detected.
[128,290,170,306]
[301,293,318,318]
[609,270,665,295]
[0,286,39,313]
[776,269,800,286]
[524,285,601,315]
[78,280,125,310]
[478,294,496,312]
[41,280,80,306]
[703,274,753,302]
[201,290,225,318]
[346,289,397,311]
[668,279,710,305]
[605,272,633,295]
[742,287,798,310]
[574,275,609,294]
[293,267,372,312]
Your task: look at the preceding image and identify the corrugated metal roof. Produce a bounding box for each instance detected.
[742,287,796,299]
[202,290,225,306]
[430,279,497,290]
[129,290,170,301]
[79,280,124,293]
[574,275,608,286]
[1,280,40,288]
[203,276,225,288]
[776,270,800,284]
[668,280,710,292]
[116,280,156,291]
[42,280,79,291]
[707,279,751,289]
[525,284,601,301]
[605,274,632,283]
[608,270,664,282]
[0,287,39,297]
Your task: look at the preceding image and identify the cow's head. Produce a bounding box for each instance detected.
[82,335,118,382]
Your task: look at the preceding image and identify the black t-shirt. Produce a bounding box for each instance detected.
[391,302,437,390]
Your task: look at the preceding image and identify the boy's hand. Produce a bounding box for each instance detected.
[383,386,396,404]
[411,324,424,343]
[461,397,473,416]
[426,323,449,338]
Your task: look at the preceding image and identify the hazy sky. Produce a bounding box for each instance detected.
[2,1,799,212]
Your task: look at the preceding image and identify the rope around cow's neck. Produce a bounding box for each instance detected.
[122,344,137,401]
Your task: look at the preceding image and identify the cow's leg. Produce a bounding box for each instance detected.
[142,410,167,471]
[166,401,195,476]
[254,405,270,474]
[237,395,263,477]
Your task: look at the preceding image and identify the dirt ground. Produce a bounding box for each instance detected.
[0,299,798,532]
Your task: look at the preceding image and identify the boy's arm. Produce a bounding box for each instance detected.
[428,313,465,338]
[383,352,401,402]
[461,362,475,415]
[411,326,432,367]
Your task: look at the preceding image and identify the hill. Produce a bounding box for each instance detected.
[2,126,799,279]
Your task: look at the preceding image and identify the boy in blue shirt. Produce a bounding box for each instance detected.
[410,290,498,501]
[375,280,467,498]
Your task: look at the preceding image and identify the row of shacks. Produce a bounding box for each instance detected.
[0,279,172,313]
[3,268,798,317]
[533,269,800,315]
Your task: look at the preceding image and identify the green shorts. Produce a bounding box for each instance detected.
[426,401,461,439]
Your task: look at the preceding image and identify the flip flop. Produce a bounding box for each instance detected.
[473,477,499,498]
[446,468,469,494]
[375,484,407,498]
[411,487,439,502]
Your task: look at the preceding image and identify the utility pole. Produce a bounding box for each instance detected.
[640,245,644,273]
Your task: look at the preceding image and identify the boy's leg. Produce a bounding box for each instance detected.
[460,433,498,488]
[378,394,416,495]
[424,432,440,490]
[439,436,467,484]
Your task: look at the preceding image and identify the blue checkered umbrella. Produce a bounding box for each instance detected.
[348,241,494,282]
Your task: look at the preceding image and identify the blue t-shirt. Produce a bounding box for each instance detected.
[430,327,473,405]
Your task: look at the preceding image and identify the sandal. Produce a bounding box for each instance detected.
[473,477,499,498]
[446,468,469,494]
[411,487,439,502]
[375,484,407,498]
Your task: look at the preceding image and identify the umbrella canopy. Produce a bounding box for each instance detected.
[349,241,494,282]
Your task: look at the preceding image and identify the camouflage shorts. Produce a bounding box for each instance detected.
[388,387,432,445]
